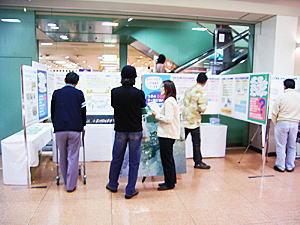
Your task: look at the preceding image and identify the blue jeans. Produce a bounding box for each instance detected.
[108,131,142,195]
[275,121,298,170]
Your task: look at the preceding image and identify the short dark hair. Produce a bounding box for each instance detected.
[121,78,135,86]
[196,72,208,84]
[65,72,79,84]
[163,80,176,101]
[157,54,166,64]
[283,79,295,89]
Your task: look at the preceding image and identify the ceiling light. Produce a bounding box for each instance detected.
[1,18,21,23]
[23,8,27,12]
[55,61,66,64]
[65,56,70,59]
[102,54,117,61]
[192,27,208,31]
[102,22,119,27]
[104,44,115,47]
[51,26,59,30]
[41,42,53,46]
[48,23,57,27]
[128,18,133,22]
[60,35,69,40]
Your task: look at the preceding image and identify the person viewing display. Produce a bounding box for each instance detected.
[272,79,300,172]
[51,72,86,192]
[182,72,211,169]
[106,65,146,199]
[152,80,180,191]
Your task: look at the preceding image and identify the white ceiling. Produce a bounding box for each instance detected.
[2,0,297,24]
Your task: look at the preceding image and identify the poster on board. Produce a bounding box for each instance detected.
[37,70,48,120]
[21,65,39,126]
[248,73,269,124]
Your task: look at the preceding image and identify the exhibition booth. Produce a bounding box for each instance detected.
[2,63,300,185]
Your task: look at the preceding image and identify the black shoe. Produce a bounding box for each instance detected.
[125,190,139,199]
[106,184,117,193]
[286,168,294,172]
[194,162,211,169]
[67,187,76,193]
[157,184,175,191]
[274,165,284,173]
[158,183,166,187]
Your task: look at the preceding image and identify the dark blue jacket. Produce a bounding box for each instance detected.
[51,85,86,132]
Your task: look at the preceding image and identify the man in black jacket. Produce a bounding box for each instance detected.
[51,72,86,192]
[106,65,146,199]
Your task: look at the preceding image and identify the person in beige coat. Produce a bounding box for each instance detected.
[152,80,180,191]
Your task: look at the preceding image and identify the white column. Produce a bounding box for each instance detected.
[253,15,298,75]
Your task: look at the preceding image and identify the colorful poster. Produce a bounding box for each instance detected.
[37,70,48,120]
[21,65,39,126]
[221,77,234,115]
[233,76,249,120]
[202,76,222,114]
[172,74,197,107]
[84,72,120,115]
[143,74,171,108]
[248,74,269,124]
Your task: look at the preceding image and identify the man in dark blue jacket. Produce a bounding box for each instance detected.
[106,65,146,199]
[51,72,86,192]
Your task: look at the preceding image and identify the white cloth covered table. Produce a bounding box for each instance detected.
[185,123,228,158]
[1,123,52,185]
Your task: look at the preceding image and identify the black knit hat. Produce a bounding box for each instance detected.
[121,65,137,78]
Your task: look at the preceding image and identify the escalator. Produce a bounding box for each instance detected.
[171,28,250,74]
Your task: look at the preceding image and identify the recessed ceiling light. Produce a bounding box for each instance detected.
[104,44,115,47]
[192,27,207,31]
[48,23,57,27]
[23,8,27,12]
[41,43,53,46]
[55,61,66,64]
[60,35,69,40]
[102,22,119,27]
[65,56,70,59]
[1,18,21,23]
[128,18,133,22]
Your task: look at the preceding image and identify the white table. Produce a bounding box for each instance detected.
[185,123,228,158]
[1,123,52,185]
[60,123,227,162]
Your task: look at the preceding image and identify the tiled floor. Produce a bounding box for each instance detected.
[1,149,300,225]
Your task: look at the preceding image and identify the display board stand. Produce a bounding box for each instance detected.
[19,65,48,189]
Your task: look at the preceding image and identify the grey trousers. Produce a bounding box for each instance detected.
[56,131,81,191]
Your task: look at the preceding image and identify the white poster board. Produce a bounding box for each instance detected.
[21,65,39,126]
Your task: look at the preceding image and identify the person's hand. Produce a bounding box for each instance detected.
[152,111,156,116]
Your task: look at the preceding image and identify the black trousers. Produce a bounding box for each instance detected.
[158,137,176,187]
[185,127,202,164]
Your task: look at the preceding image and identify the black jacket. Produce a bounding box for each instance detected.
[51,85,86,132]
[111,86,146,132]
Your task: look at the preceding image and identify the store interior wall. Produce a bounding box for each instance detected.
[295,17,300,75]
[0,9,38,153]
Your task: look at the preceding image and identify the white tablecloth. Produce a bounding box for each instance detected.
[58,123,227,162]
[1,123,52,185]
[186,123,227,158]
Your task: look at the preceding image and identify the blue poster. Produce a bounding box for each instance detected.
[143,74,171,108]
[37,70,48,120]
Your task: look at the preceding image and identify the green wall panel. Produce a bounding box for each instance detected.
[0,9,37,153]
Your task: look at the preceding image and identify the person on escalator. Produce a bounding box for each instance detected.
[156,54,166,73]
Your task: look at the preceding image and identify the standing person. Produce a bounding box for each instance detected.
[272,79,300,172]
[106,65,146,199]
[152,80,180,191]
[182,72,210,169]
[156,54,166,73]
[51,72,86,192]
